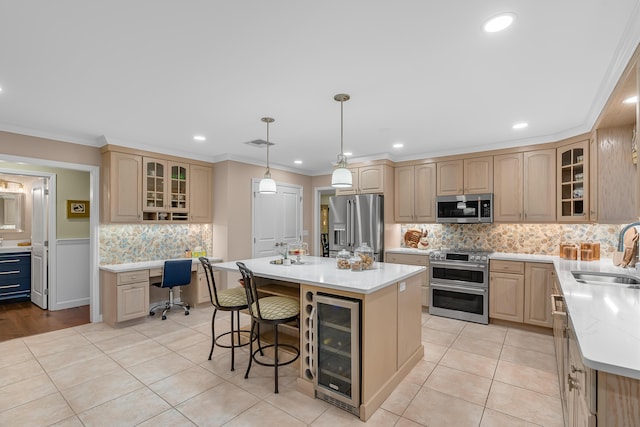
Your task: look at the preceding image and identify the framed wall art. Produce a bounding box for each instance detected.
[67,200,90,218]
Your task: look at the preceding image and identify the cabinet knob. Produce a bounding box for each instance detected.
[571,365,583,374]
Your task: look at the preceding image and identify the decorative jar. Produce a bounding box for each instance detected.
[336,250,351,269]
[354,242,375,270]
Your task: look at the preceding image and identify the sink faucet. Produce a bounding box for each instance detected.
[618,222,640,251]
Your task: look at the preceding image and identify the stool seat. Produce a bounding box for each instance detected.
[217,287,248,308]
[250,296,299,320]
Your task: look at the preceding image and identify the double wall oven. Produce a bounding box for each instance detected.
[429,249,490,324]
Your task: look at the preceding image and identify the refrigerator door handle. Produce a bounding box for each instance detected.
[349,199,355,248]
[346,200,351,247]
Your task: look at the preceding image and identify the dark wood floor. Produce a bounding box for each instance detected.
[0,299,90,342]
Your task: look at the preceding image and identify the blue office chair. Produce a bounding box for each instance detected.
[149,259,193,320]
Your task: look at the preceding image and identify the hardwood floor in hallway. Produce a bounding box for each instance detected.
[0,300,89,342]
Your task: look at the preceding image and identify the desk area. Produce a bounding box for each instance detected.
[99,257,222,326]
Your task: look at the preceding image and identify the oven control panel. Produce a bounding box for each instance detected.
[429,250,490,264]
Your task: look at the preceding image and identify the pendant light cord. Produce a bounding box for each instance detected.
[340,99,344,156]
[266,120,270,173]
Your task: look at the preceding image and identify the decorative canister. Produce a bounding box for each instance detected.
[354,242,375,270]
[350,255,363,271]
[336,250,351,269]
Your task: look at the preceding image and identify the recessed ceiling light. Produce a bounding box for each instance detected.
[393,142,404,148]
[512,122,528,129]
[294,160,303,164]
[483,13,515,33]
[623,95,638,104]
[344,151,353,156]
[193,135,206,141]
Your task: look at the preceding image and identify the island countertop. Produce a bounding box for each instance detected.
[212,256,425,295]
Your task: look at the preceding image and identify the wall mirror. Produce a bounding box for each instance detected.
[0,192,25,232]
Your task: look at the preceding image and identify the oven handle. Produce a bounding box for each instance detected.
[430,261,487,270]
[431,283,487,294]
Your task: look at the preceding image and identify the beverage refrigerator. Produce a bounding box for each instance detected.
[328,194,384,261]
[311,293,361,416]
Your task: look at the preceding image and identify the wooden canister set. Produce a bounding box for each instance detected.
[559,242,600,261]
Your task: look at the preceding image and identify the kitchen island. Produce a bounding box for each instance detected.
[212,256,426,421]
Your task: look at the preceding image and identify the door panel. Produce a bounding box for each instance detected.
[31,178,48,309]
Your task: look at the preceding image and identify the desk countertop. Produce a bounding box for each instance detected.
[99,257,223,273]
[213,256,425,295]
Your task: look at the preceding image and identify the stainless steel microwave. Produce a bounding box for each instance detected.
[436,193,493,224]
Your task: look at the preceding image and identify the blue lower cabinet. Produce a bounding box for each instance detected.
[0,252,31,300]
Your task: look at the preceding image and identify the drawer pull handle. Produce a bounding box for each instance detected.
[0,271,20,275]
[0,260,20,263]
[0,284,20,289]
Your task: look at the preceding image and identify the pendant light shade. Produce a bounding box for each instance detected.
[259,117,277,194]
[331,94,353,188]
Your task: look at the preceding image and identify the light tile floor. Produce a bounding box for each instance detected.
[0,307,564,426]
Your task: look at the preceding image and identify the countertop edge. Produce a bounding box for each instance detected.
[100,257,223,273]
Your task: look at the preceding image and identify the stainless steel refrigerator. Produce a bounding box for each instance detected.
[328,194,384,261]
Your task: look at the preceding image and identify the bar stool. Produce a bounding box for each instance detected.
[236,262,300,393]
[199,257,252,371]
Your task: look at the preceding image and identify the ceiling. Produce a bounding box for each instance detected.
[1,1,639,175]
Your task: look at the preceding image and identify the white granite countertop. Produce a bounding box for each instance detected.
[213,256,425,295]
[386,247,432,255]
[100,256,223,273]
[551,257,640,379]
[489,252,555,263]
[0,245,32,253]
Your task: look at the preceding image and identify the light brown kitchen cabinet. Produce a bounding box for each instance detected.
[101,151,143,223]
[436,157,492,196]
[567,319,597,427]
[493,153,523,222]
[189,164,214,223]
[394,163,436,223]
[463,156,493,194]
[436,160,463,195]
[385,252,430,307]
[557,140,589,222]
[524,263,553,327]
[100,269,150,326]
[489,260,553,327]
[335,164,385,195]
[142,157,190,222]
[489,259,525,322]
[589,127,637,223]
[524,149,556,222]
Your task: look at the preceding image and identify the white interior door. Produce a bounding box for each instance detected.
[31,178,49,309]
[252,181,302,258]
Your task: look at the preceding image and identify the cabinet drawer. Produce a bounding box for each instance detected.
[386,253,429,266]
[0,253,30,274]
[117,270,149,285]
[490,260,525,274]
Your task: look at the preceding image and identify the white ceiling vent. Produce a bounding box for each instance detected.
[245,139,274,148]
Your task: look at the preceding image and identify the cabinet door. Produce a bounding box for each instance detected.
[494,153,523,222]
[143,157,167,211]
[394,165,415,222]
[524,149,556,222]
[436,160,463,195]
[359,165,384,193]
[189,164,213,223]
[489,272,524,322]
[464,156,493,194]
[557,140,589,222]
[414,163,437,222]
[169,161,189,213]
[524,263,553,328]
[116,282,149,322]
[105,152,142,223]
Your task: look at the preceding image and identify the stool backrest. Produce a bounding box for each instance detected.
[199,257,221,306]
[159,259,193,288]
[236,262,263,320]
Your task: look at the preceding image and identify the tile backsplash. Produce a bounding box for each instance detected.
[400,223,622,257]
[99,224,212,265]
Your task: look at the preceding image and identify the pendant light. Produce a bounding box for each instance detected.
[331,93,353,188]
[258,117,277,194]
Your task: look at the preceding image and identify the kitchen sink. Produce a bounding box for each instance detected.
[571,271,640,289]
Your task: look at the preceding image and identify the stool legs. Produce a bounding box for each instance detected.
[209,308,218,360]
[274,324,279,393]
